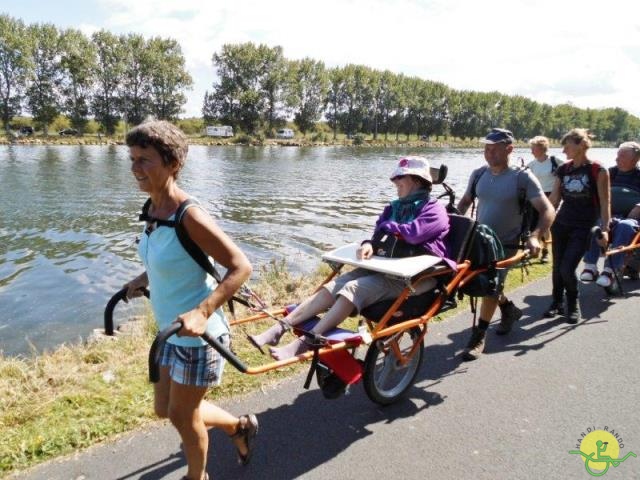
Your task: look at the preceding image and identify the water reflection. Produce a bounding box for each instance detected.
[0,145,618,356]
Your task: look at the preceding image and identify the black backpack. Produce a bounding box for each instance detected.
[370,230,427,258]
[469,166,531,248]
[459,223,506,297]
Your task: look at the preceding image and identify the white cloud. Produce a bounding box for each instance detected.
[95,0,640,117]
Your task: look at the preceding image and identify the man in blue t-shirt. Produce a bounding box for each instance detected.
[580,141,640,286]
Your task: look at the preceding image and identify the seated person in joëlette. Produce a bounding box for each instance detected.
[580,141,640,286]
[248,156,455,361]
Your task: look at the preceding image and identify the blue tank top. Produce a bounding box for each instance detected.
[138,205,229,347]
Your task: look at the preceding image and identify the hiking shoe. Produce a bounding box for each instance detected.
[540,248,549,264]
[566,305,581,324]
[596,270,614,288]
[543,301,564,318]
[579,267,598,282]
[496,301,523,335]
[462,327,486,361]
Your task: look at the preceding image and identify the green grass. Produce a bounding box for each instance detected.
[0,132,561,148]
[0,258,551,476]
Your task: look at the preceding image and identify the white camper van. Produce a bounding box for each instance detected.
[276,128,294,139]
[205,125,234,137]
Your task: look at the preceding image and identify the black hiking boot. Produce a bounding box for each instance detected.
[566,302,580,324]
[496,301,523,335]
[543,301,565,318]
[462,327,486,361]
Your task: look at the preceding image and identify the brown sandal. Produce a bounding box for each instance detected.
[230,414,259,465]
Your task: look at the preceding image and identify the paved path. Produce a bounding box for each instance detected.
[10,275,640,480]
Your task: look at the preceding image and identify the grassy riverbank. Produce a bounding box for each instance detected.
[0,132,487,148]
[1,132,600,149]
[0,258,552,476]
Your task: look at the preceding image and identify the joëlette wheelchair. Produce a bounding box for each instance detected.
[104,165,528,406]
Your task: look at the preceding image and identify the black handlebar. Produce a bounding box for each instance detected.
[103,287,247,382]
[148,321,248,382]
[591,225,604,240]
[104,287,150,335]
[148,321,184,382]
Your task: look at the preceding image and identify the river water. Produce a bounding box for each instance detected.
[0,145,618,356]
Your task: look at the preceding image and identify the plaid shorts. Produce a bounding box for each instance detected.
[159,335,229,387]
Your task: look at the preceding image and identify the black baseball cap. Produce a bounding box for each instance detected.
[481,128,514,144]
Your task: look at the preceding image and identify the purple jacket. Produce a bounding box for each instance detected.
[373,198,456,270]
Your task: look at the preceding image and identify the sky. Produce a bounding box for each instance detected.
[2,0,640,118]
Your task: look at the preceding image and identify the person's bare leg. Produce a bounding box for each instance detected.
[480,296,499,321]
[270,295,354,360]
[249,289,334,348]
[308,295,355,333]
[168,382,209,480]
[153,366,171,419]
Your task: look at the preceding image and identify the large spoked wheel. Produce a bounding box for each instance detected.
[363,327,424,405]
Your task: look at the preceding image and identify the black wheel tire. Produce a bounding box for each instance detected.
[363,327,424,405]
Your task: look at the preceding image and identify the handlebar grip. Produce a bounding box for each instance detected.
[591,226,606,253]
[148,321,183,383]
[591,226,604,240]
[104,287,150,336]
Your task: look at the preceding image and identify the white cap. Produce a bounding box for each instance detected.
[390,156,432,184]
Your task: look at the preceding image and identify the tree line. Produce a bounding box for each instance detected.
[0,14,192,135]
[203,42,640,143]
[2,13,639,143]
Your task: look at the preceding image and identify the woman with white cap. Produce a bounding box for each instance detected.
[248,156,453,360]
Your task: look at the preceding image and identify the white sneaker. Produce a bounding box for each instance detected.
[580,267,598,282]
[596,271,614,288]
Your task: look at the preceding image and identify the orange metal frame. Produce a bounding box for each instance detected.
[227,250,530,376]
[603,229,640,257]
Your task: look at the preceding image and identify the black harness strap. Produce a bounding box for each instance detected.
[140,198,252,315]
[139,198,176,228]
[173,200,223,283]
